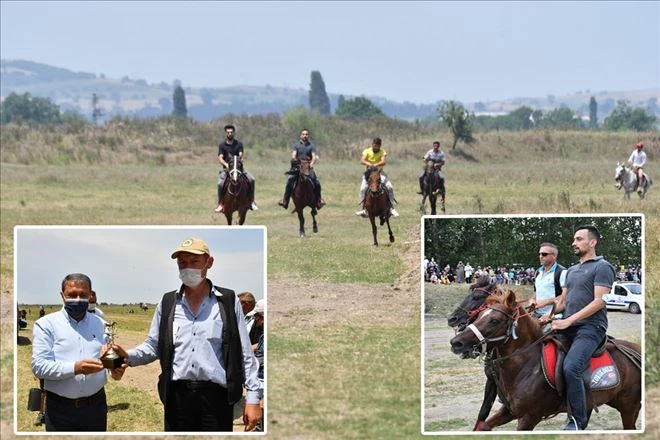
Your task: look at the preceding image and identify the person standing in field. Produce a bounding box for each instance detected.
[114,237,261,432]
[215,124,258,213]
[551,225,616,431]
[88,290,106,321]
[278,128,326,210]
[31,273,127,432]
[355,137,399,217]
[627,142,647,193]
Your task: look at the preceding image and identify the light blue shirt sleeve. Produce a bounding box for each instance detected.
[234,295,261,405]
[31,309,107,399]
[127,301,162,366]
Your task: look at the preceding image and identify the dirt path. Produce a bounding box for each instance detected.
[424,310,645,432]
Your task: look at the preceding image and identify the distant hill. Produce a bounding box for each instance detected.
[1,59,658,122]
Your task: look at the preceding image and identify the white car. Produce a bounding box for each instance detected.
[604,282,643,314]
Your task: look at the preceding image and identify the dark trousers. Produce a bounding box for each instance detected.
[283,170,321,202]
[165,380,233,431]
[561,324,605,429]
[44,388,107,431]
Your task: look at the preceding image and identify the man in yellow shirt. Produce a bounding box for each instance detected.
[355,137,399,217]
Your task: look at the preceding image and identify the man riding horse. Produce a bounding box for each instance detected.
[215,124,258,213]
[278,128,325,210]
[418,141,445,195]
[355,137,399,218]
[627,142,647,194]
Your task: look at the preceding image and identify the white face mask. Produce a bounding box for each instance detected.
[179,268,204,288]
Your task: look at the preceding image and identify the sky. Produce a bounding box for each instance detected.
[1,1,658,104]
[14,226,266,305]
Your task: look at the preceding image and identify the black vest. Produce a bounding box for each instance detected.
[156,283,244,406]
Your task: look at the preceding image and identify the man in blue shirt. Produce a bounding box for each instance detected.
[31,273,126,431]
[116,237,261,432]
[528,242,566,319]
[552,225,616,431]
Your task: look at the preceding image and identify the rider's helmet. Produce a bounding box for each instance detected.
[636,142,644,148]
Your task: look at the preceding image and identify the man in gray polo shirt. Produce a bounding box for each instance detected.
[551,225,616,431]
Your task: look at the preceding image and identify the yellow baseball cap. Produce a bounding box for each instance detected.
[171,237,210,259]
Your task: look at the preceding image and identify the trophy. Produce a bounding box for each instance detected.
[101,321,124,369]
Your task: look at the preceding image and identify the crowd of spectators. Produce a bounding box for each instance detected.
[424,257,642,287]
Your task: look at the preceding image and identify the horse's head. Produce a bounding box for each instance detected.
[299,159,311,178]
[447,277,501,331]
[614,162,626,182]
[366,166,382,192]
[229,157,244,182]
[449,289,526,357]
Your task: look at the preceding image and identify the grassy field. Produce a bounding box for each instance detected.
[2,125,659,439]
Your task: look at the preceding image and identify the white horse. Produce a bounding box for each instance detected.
[615,162,651,199]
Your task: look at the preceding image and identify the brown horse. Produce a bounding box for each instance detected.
[220,158,250,225]
[364,167,394,246]
[446,278,504,430]
[421,160,446,214]
[291,159,318,237]
[449,289,641,431]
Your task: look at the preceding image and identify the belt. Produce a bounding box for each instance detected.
[171,380,223,391]
[46,388,105,408]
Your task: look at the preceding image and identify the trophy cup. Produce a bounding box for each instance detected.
[101,321,124,369]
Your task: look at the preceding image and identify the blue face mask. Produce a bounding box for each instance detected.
[64,298,89,319]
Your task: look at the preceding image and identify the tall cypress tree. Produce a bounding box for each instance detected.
[172,86,187,117]
[309,71,330,115]
[589,96,598,129]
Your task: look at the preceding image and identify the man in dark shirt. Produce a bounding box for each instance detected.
[277,128,326,210]
[551,225,616,431]
[215,124,258,213]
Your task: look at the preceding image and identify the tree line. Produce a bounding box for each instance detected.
[2,69,657,146]
[424,216,642,270]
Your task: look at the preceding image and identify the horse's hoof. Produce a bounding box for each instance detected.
[389,236,395,243]
[313,226,318,233]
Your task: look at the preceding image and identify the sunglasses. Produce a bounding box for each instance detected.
[539,252,553,257]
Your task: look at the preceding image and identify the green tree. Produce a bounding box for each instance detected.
[0,92,61,124]
[540,107,584,130]
[335,96,385,119]
[91,93,103,124]
[437,100,476,149]
[603,100,657,131]
[589,96,598,129]
[172,86,188,118]
[309,70,331,115]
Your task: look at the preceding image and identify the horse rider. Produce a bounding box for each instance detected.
[277,128,326,210]
[355,137,400,217]
[627,142,647,194]
[215,124,258,213]
[418,140,445,195]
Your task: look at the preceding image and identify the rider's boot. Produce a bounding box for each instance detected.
[215,186,225,213]
[249,181,259,210]
[278,179,293,209]
[314,184,325,209]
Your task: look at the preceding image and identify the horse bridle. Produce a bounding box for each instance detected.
[464,305,522,357]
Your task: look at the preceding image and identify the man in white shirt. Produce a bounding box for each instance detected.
[627,142,647,193]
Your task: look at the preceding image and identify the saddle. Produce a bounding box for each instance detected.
[541,335,621,398]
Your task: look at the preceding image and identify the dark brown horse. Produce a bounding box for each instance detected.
[447,278,504,430]
[364,167,394,246]
[291,159,318,237]
[220,157,250,225]
[449,289,641,431]
[421,160,445,214]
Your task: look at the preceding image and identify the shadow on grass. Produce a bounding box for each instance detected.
[17,335,32,345]
[450,148,479,163]
[108,402,130,412]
